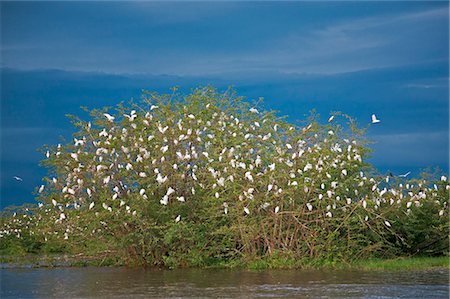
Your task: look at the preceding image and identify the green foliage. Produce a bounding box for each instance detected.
[1,86,449,268]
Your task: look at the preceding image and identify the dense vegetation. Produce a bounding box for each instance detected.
[1,87,448,268]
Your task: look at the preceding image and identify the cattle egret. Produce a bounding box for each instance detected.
[103,113,115,122]
[306,203,313,211]
[244,207,250,215]
[217,177,225,187]
[249,108,259,114]
[371,114,380,124]
[38,185,45,193]
[160,195,169,205]
[384,220,391,227]
[175,215,181,223]
[362,200,367,209]
[166,187,175,196]
[398,171,411,178]
[275,206,280,214]
[13,176,23,181]
[89,202,95,210]
[328,115,334,122]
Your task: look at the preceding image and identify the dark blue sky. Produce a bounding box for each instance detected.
[1,1,449,208]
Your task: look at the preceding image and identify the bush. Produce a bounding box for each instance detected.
[1,86,448,267]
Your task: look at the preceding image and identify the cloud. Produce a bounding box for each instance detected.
[1,3,448,75]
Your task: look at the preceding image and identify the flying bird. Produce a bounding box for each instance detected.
[398,171,411,178]
[371,114,381,124]
[13,176,23,181]
[103,113,115,122]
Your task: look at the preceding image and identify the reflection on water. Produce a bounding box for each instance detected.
[1,267,448,298]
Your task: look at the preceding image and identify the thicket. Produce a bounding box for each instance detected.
[1,87,448,268]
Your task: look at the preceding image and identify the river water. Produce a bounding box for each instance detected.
[1,267,448,298]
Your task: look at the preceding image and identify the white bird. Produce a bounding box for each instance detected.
[123,113,137,122]
[175,215,181,223]
[371,114,381,124]
[362,200,367,209]
[38,185,45,193]
[275,206,280,214]
[150,105,159,110]
[160,195,169,205]
[166,187,175,196]
[13,176,23,181]
[328,115,334,123]
[249,108,259,114]
[398,171,411,178]
[46,151,50,158]
[89,202,95,210]
[103,113,115,122]
[244,207,250,215]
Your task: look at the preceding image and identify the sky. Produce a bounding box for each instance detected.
[1,1,449,208]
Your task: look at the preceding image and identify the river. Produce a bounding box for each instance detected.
[1,267,448,298]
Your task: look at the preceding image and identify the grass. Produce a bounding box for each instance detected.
[349,256,449,271]
[200,253,450,271]
[1,252,448,271]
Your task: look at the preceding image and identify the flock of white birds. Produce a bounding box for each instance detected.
[2,96,449,242]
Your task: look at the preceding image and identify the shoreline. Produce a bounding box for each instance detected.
[2,255,448,271]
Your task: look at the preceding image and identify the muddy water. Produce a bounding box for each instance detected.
[1,267,448,298]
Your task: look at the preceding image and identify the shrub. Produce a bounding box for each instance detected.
[1,86,448,267]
